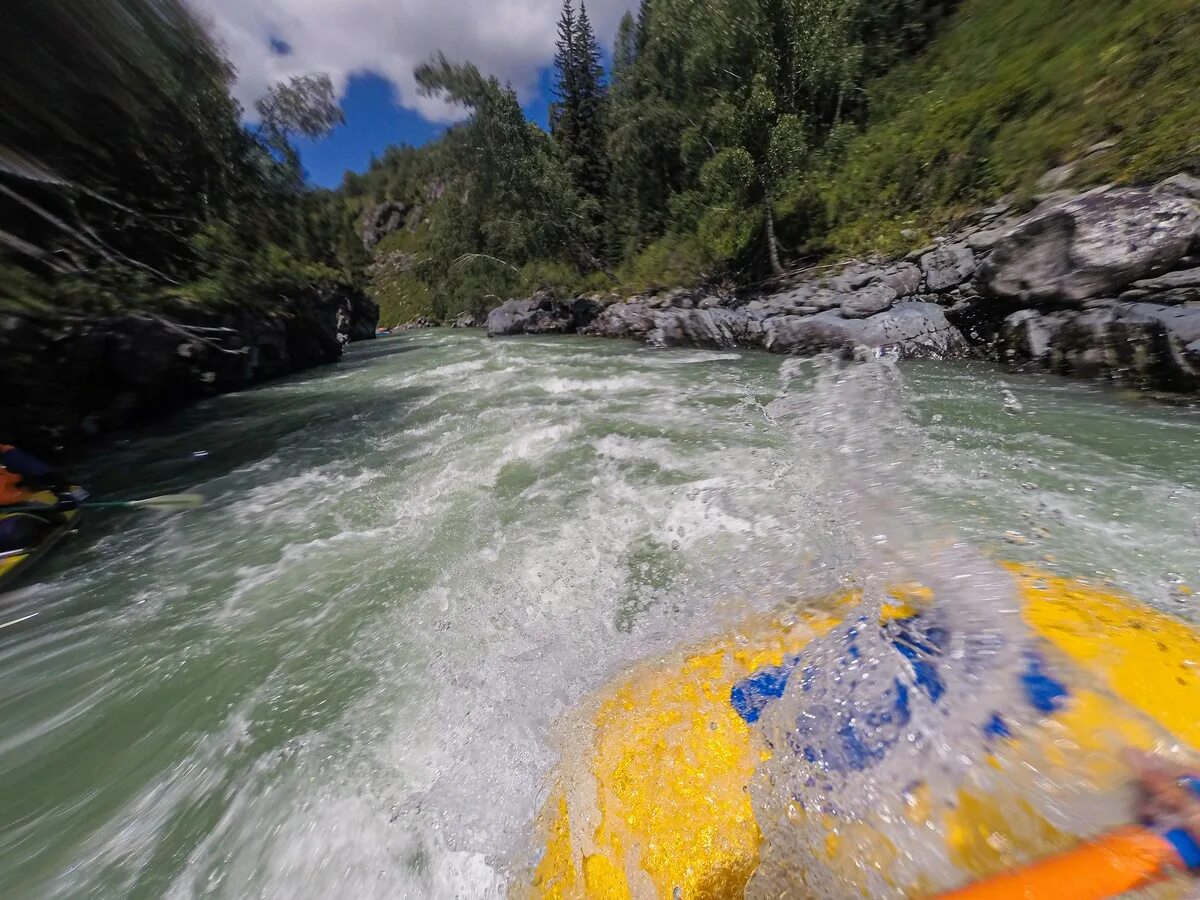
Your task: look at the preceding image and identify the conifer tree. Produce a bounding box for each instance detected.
[571,2,609,200]
[550,0,579,149]
[612,11,637,82]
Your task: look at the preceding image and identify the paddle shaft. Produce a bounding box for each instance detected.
[937,826,1193,899]
[1,494,203,514]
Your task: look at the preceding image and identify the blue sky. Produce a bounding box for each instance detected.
[191,0,628,190]
[292,68,557,189]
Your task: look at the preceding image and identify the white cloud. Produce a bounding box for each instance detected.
[187,0,632,123]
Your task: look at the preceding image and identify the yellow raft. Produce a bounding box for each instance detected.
[525,565,1200,898]
[0,489,81,592]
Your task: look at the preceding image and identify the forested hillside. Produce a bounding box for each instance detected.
[5,0,1196,330]
[351,0,1200,327]
[0,0,352,315]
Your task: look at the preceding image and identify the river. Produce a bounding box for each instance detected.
[2,330,1198,897]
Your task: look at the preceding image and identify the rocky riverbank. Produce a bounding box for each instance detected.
[485,177,1200,395]
[0,287,379,455]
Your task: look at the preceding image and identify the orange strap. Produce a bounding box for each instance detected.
[937,827,1181,900]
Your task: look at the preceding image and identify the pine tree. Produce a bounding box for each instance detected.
[572,2,608,200]
[612,11,638,82]
[550,0,579,147]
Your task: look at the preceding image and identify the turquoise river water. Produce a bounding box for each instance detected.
[1,330,1198,897]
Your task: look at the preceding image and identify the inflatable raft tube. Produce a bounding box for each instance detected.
[524,565,1200,899]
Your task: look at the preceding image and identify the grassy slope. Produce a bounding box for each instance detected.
[812,0,1200,256]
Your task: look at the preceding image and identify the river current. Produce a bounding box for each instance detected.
[2,330,1198,897]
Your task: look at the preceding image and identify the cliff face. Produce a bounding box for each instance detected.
[0,287,379,455]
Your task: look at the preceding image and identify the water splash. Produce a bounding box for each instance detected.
[742,359,1185,896]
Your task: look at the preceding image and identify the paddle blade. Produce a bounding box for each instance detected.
[125,493,206,511]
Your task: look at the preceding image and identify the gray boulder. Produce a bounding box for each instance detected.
[647,308,756,349]
[880,263,923,298]
[1002,309,1067,365]
[569,295,607,330]
[359,201,408,250]
[578,301,658,339]
[920,243,977,292]
[1152,173,1200,202]
[486,294,572,336]
[994,301,1200,390]
[840,282,897,318]
[342,290,380,341]
[1127,266,1200,293]
[765,285,842,313]
[827,263,877,292]
[1112,302,1200,389]
[977,187,1200,303]
[763,303,969,359]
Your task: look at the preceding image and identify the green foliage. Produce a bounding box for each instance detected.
[813,0,1200,256]
[612,12,638,81]
[180,226,347,308]
[616,234,712,293]
[371,271,435,327]
[340,0,1200,311]
[256,73,345,143]
[517,260,590,297]
[412,54,595,312]
[699,148,758,205]
[0,0,351,315]
[552,0,610,235]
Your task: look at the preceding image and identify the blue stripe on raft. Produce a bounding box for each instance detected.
[728,615,1071,763]
[1021,653,1069,713]
[730,654,803,724]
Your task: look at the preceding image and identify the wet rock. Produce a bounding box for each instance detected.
[0,287,373,455]
[995,301,1200,391]
[977,187,1200,303]
[1112,302,1200,389]
[920,243,977,292]
[1152,173,1200,202]
[578,301,658,339]
[344,290,380,342]
[1128,267,1200,293]
[1002,309,1067,364]
[398,315,438,330]
[763,303,969,359]
[486,294,573,336]
[569,295,607,330]
[648,308,753,349]
[840,282,897,319]
[451,311,479,328]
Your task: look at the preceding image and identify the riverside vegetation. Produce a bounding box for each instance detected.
[351,0,1200,330]
[0,0,377,452]
[361,0,1200,394]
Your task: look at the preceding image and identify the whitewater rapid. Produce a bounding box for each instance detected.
[1,330,1197,897]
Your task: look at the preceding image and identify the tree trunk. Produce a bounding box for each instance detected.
[764,202,783,275]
